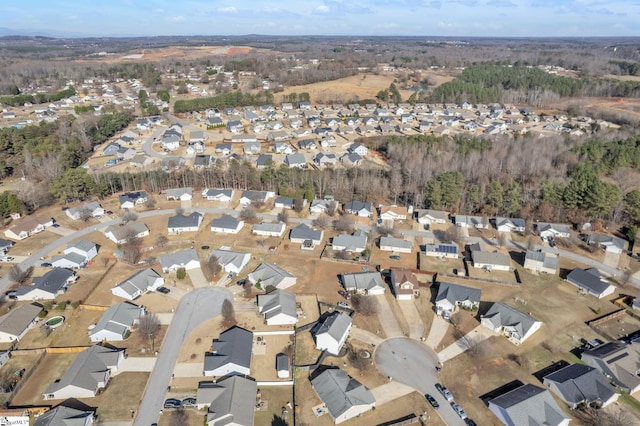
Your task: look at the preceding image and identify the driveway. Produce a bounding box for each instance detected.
[398,300,424,340]
[373,294,403,338]
[425,315,450,350]
[187,267,209,288]
[133,287,232,426]
[118,357,156,373]
[375,338,466,426]
[173,362,202,378]
[350,326,385,346]
[370,381,415,405]
[46,226,74,236]
[437,325,496,363]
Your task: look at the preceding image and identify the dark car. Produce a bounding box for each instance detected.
[201,245,210,250]
[41,262,52,267]
[425,394,439,408]
[181,397,196,408]
[163,398,181,409]
[106,210,113,215]
[390,255,401,260]
[465,419,477,426]
[52,223,60,228]
[157,286,170,294]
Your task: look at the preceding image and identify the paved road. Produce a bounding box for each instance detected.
[141,127,167,158]
[133,286,232,426]
[375,338,466,426]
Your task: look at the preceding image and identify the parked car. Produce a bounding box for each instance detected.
[5,291,17,300]
[0,256,14,262]
[465,419,477,426]
[52,223,60,228]
[163,398,181,409]
[443,310,451,321]
[337,301,350,309]
[424,394,439,408]
[389,255,401,260]
[40,262,52,267]
[338,290,351,300]
[157,286,170,294]
[181,397,196,408]
[201,245,210,250]
[451,402,468,420]
[236,279,247,286]
[435,383,453,402]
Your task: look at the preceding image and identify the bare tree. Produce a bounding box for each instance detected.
[77,207,93,222]
[174,207,184,216]
[348,344,371,371]
[168,408,188,426]
[444,225,462,243]
[155,235,168,248]
[351,294,378,316]
[333,214,355,231]
[449,311,463,329]
[138,313,161,352]
[327,200,338,217]
[9,265,33,285]
[312,213,331,228]
[144,196,156,209]
[293,197,305,213]
[202,255,221,281]
[221,299,235,326]
[121,210,138,224]
[497,232,508,248]
[239,206,257,221]
[526,235,537,251]
[575,406,636,426]
[277,208,289,224]
[250,194,265,209]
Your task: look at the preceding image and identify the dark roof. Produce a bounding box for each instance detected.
[210,214,241,230]
[167,212,202,229]
[344,200,372,213]
[18,268,75,296]
[543,363,617,406]
[566,268,611,295]
[204,326,253,373]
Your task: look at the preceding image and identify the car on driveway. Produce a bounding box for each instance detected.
[163,398,181,409]
[424,394,439,408]
[41,262,52,267]
[451,402,468,420]
[5,291,17,300]
[389,255,401,260]
[157,286,170,294]
[52,223,60,228]
[465,419,477,426]
[337,301,351,309]
[201,245,210,250]
[181,397,196,408]
[435,383,453,402]
[0,256,14,262]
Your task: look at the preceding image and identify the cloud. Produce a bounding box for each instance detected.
[314,5,331,14]
[165,15,186,22]
[154,8,164,13]
[424,0,442,8]
[218,6,237,14]
[487,0,517,6]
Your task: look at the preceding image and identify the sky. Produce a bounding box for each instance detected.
[3,0,639,38]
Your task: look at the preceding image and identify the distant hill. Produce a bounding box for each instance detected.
[0,27,91,38]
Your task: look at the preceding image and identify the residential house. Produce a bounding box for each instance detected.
[537,222,571,239]
[343,200,372,217]
[581,341,640,394]
[566,268,616,299]
[111,268,164,300]
[226,120,243,133]
[189,130,205,143]
[341,271,386,295]
[586,233,625,254]
[206,117,224,127]
[255,154,273,169]
[298,139,317,150]
[103,142,121,156]
[379,236,412,253]
[290,223,324,249]
[348,143,368,156]
[251,221,286,237]
[203,326,253,377]
[243,141,261,155]
[0,238,13,255]
[275,197,296,209]
[187,142,205,154]
[202,188,234,202]
[312,312,352,355]
[481,302,542,344]
[455,215,489,229]
[543,363,618,409]
[273,142,293,154]
[215,143,232,155]
[311,367,375,424]
[257,289,298,325]
[488,383,570,426]
[248,263,296,290]
[495,217,526,233]
[332,231,368,253]
[104,221,149,244]
[268,130,289,142]
[66,201,104,220]
[210,249,250,275]
[424,242,459,259]
[210,215,244,234]
[165,187,193,201]
[196,376,257,426]
[314,152,337,167]
[471,249,511,271]
[160,132,181,151]
[34,405,95,426]
[285,153,306,168]
[4,215,54,240]
[389,268,420,300]
[310,198,338,214]
[167,212,203,234]
[340,152,363,166]
[239,190,275,206]
[276,354,290,379]
[43,345,125,399]
[118,191,148,209]
[0,303,42,343]
[51,239,99,269]
[435,282,481,315]
[415,209,449,225]
[89,302,145,342]
[524,250,558,274]
[15,268,77,301]
[158,249,200,272]
[379,205,408,222]
[193,154,213,168]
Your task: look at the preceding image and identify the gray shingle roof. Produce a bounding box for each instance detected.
[257,289,297,321]
[204,326,253,374]
[379,236,412,250]
[210,249,250,271]
[252,222,285,234]
[313,311,352,342]
[168,212,202,229]
[17,268,75,297]
[471,250,511,267]
[482,302,539,339]
[0,303,42,337]
[435,282,481,306]
[489,384,569,426]
[118,191,147,205]
[158,249,200,270]
[344,200,372,214]
[197,376,256,426]
[543,363,617,407]
[67,239,96,253]
[566,268,613,296]
[290,223,323,242]
[248,263,295,288]
[91,302,144,340]
[210,214,242,230]
[34,405,94,426]
[105,221,149,242]
[166,187,192,198]
[113,268,162,297]
[311,368,375,420]
[341,272,384,293]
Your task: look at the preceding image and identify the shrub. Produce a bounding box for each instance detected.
[176,268,186,280]
[71,301,80,309]
[57,301,67,311]
[38,310,48,319]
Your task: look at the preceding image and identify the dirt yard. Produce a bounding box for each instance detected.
[255,386,294,426]
[11,352,77,405]
[93,372,150,420]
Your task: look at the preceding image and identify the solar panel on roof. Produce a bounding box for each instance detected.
[437,245,457,253]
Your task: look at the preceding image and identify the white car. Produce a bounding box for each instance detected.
[337,301,351,309]
[0,256,14,262]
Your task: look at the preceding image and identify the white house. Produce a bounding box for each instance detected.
[14,268,77,301]
[257,289,298,326]
[341,271,386,295]
[248,263,296,290]
[118,191,148,209]
[111,268,164,300]
[158,249,201,272]
[488,384,570,426]
[566,268,616,299]
[0,303,42,343]
[4,215,54,240]
[202,188,234,202]
[379,205,408,222]
[495,217,525,233]
[66,201,104,220]
[311,368,376,424]
[210,249,250,275]
[435,282,481,315]
[481,302,542,345]
[89,302,145,342]
[289,223,324,249]
[251,222,286,237]
[424,242,459,259]
[537,222,571,239]
[104,221,149,244]
[203,326,253,377]
[165,187,193,201]
[312,311,352,355]
[167,212,203,234]
[210,215,244,234]
[379,236,412,253]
